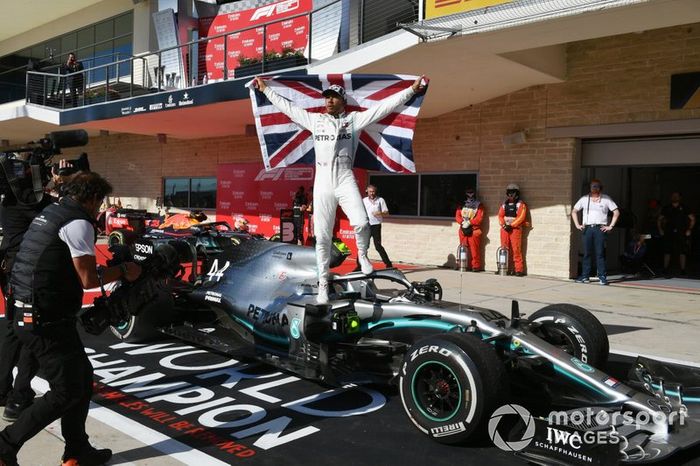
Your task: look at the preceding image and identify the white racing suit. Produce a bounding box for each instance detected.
[263,86,415,300]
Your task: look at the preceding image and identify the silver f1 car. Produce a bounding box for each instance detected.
[92,237,700,464]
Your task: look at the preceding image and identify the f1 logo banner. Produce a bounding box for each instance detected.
[198,0,312,80]
[424,0,513,20]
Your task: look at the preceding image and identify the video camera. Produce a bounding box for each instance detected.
[0,129,89,206]
[79,243,181,335]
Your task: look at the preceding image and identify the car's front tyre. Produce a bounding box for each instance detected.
[399,333,507,444]
[528,304,609,368]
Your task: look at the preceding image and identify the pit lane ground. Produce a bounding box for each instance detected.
[3,267,700,465]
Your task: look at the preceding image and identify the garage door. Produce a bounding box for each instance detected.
[582,135,700,167]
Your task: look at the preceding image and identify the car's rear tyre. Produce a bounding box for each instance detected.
[528,304,609,368]
[108,229,136,248]
[399,333,507,444]
[109,286,175,343]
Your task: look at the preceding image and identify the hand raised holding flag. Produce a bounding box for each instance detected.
[412,75,427,93]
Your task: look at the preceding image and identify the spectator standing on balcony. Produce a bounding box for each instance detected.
[62,53,84,108]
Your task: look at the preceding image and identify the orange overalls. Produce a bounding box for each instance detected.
[455,203,485,270]
[498,200,528,273]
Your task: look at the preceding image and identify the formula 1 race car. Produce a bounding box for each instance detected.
[87,238,700,465]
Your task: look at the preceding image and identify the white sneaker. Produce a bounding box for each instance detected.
[317,280,329,304]
[358,254,374,275]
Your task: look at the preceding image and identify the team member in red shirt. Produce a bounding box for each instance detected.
[498,183,528,276]
[455,187,485,271]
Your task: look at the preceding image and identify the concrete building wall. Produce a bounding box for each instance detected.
[0,0,135,56]
[64,22,700,277]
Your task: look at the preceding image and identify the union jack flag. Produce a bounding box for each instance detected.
[247,74,427,173]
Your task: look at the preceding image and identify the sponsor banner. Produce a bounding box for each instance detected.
[424,0,512,19]
[199,0,312,80]
[216,162,367,255]
[59,79,253,125]
[520,419,619,466]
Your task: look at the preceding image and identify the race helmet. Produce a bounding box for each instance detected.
[234,217,250,231]
[506,183,520,198]
[190,210,208,222]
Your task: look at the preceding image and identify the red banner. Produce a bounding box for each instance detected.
[199,0,312,80]
[215,162,367,255]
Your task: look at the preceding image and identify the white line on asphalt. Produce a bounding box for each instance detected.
[611,349,700,368]
[30,376,229,466]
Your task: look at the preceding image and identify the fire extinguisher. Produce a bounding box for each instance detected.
[457,244,468,272]
[496,246,509,276]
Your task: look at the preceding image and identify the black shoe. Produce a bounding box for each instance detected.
[515,271,526,277]
[0,394,7,407]
[2,400,31,422]
[62,447,113,466]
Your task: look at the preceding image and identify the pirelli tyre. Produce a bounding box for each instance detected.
[109,284,175,343]
[399,333,507,444]
[108,229,136,248]
[528,304,609,368]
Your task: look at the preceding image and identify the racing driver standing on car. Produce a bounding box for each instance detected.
[253,76,426,304]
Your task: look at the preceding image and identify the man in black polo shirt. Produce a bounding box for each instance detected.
[658,191,696,276]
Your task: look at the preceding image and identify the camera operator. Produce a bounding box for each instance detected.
[0,159,77,423]
[0,171,141,466]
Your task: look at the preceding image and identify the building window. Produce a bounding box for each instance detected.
[368,172,478,218]
[164,177,216,209]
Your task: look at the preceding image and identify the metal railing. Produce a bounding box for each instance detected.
[24,0,418,110]
[26,55,148,108]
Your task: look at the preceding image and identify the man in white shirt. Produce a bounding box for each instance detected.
[358,184,392,269]
[571,179,619,285]
[254,76,425,303]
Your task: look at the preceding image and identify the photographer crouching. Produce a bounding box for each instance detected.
[0,172,141,466]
